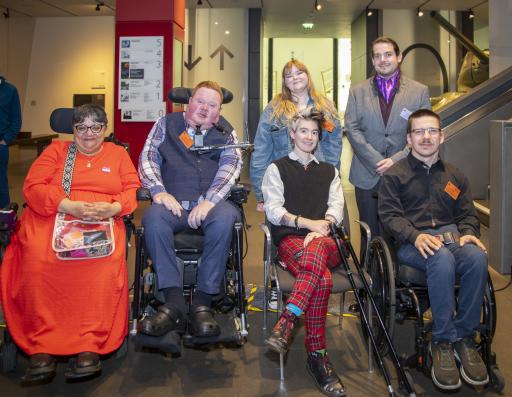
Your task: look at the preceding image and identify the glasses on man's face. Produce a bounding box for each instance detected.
[74,123,105,135]
[410,127,442,136]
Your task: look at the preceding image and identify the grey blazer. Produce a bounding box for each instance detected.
[345,75,431,189]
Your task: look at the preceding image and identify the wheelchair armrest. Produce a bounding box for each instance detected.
[136,187,152,202]
[355,220,371,269]
[228,183,251,205]
[259,223,272,266]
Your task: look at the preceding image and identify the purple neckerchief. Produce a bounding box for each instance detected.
[375,69,400,104]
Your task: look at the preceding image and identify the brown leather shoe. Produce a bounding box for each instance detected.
[265,309,298,355]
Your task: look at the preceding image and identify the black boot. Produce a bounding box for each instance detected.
[307,351,347,397]
[265,309,298,355]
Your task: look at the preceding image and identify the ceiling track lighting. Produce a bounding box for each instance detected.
[417,0,430,17]
[95,1,104,12]
[365,1,375,17]
[314,0,322,11]
[197,0,203,5]
[3,7,9,18]
[468,9,475,19]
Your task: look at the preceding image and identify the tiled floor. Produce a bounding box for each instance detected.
[1,143,511,396]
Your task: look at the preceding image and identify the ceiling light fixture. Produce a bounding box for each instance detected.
[417,0,430,17]
[302,22,314,30]
[197,0,203,5]
[3,7,9,18]
[365,0,375,17]
[95,1,104,12]
[468,9,475,19]
[314,0,322,11]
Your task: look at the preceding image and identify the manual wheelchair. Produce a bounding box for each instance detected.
[130,87,253,354]
[364,233,505,393]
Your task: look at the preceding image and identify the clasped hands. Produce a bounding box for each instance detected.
[301,218,333,248]
[153,192,214,229]
[59,198,121,221]
[414,233,487,259]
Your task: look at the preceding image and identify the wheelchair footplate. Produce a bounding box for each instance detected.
[132,310,246,353]
[182,311,246,348]
[132,330,183,355]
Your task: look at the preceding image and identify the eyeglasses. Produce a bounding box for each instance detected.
[74,123,105,135]
[410,127,441,136]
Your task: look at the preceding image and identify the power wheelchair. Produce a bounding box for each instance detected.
[130,87,253,354]
[364,232,505,393]
[0,106,134,377]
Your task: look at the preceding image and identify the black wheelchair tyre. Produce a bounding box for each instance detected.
[0,329,17,373]
[363,236,396,356]
[489,365,505,393]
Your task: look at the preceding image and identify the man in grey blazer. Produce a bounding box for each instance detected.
[345,36,431,250]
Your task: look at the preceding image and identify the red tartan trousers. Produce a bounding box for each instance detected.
[278,234,342,352]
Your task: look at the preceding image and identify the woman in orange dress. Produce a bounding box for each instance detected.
[0,104,140,381]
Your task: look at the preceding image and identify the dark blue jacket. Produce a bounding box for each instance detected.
[0,76,21,144]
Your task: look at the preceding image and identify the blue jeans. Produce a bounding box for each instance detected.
[142,200,241,294]
[397,224,488,343]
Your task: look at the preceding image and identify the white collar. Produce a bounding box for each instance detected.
[288,151,319,166]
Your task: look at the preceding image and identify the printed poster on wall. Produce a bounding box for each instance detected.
[118,36,165,122]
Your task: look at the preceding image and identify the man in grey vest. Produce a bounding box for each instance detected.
[345,37,431,250]
[138,81,242,338]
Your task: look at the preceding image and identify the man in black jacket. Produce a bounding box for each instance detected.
[378,109,489,391]
[0,76,21,207]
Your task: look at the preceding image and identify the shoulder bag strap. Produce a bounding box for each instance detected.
[62,143,77,197]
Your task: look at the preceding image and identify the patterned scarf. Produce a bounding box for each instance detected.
[375,69,400,104]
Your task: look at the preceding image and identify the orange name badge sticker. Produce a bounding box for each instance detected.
[444,181,461,200]
[323,120,335,133]
[178,131,193,149]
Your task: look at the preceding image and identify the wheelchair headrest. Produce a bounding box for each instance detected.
[49,108,74,134]
[168,87,233,104]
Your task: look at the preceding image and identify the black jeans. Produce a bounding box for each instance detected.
[355,183,381,259]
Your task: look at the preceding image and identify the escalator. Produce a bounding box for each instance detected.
[438,65,512,227]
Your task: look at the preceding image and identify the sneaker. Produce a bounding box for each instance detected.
[454,337,489,386]
[268,287,278,311]
[430,341,461,390]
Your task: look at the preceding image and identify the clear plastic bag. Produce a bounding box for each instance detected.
[52,212,115,260]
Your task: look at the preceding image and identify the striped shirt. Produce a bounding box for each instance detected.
[138,113,242,204]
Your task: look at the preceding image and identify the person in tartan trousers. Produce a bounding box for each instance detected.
[261,108,346,397]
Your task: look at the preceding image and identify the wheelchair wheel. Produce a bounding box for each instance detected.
[1,329,17,373]
[363,236,396,355]
[489,365,505,393]
[482,275,497,339]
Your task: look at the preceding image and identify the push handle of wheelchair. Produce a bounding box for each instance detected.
[329,223,417,397]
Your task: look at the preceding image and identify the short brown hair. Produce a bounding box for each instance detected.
[371,36,400,57]
[73,104,107,125]
[191,81,223,102]
[407,108,441,133]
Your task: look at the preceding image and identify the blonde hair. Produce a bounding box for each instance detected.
[270,59,339,124]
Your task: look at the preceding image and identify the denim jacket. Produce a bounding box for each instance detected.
[250,101,342,201]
